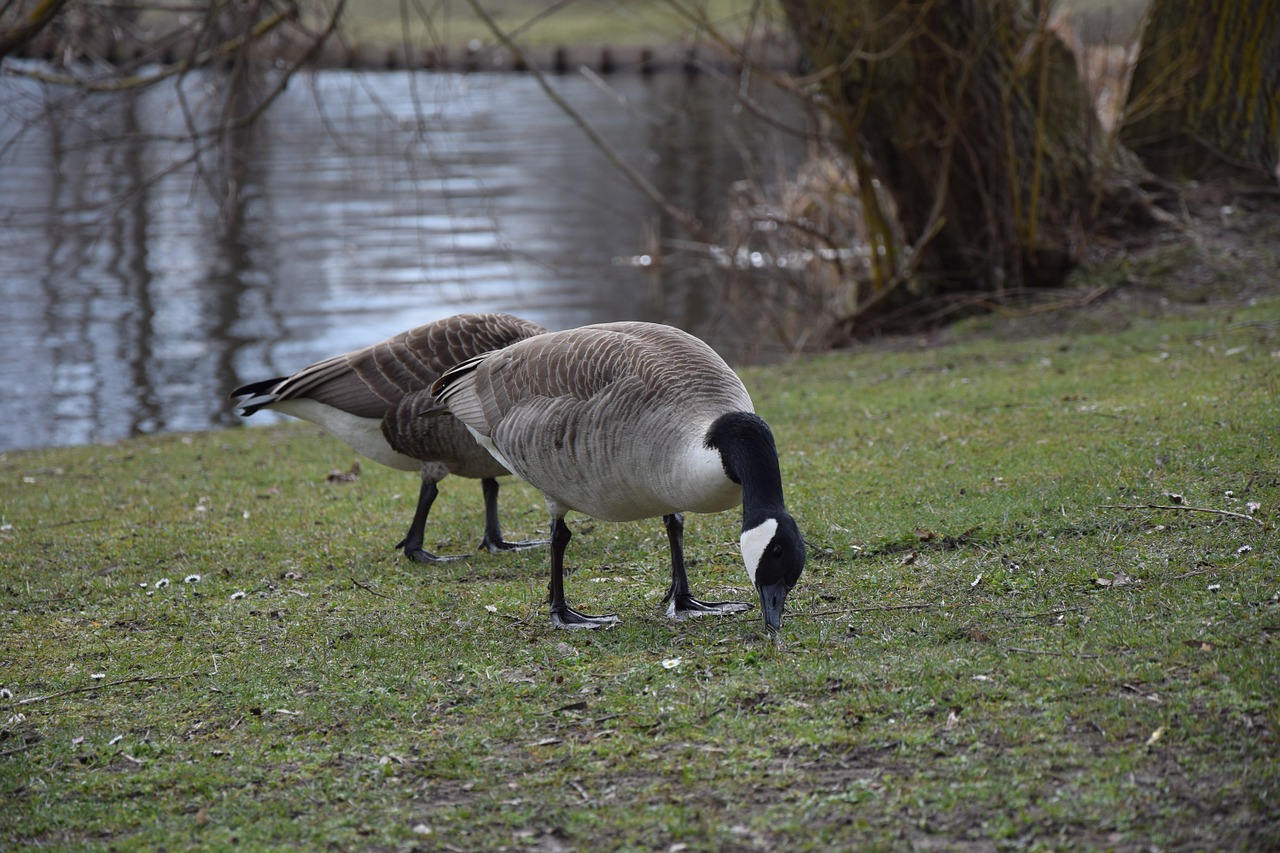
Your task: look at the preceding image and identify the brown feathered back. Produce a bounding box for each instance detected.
[232,313,548,474]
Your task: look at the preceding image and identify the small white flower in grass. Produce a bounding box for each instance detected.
[230,591,246,600]
[91,673,106,680]
[484,605,498,613]
[1247,502,1261,514]
[184,574,201,584]
[1208,584,1221,591]
[1237,545,1253,555]
[661,657,682,670]
[154,578,170,588]
[0,687,12,700]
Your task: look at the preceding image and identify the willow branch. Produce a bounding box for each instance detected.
[4,6,297,91]
[0,0,72,59]
[461,0,708,242]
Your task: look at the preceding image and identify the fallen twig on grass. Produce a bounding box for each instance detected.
[1009,606,1080,620]
[15,672,198,706]
[1100,503,1265,527]
[794,602,944,618]
[350,577,392,599]
[1006,646,1100,659]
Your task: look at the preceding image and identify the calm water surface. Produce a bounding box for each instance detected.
[0,68,806,451]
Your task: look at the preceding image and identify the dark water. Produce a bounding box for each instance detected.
[0,67,807,451]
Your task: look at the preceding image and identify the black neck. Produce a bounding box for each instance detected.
[704,411,788,528]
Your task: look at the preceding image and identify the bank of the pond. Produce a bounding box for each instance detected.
[3,282,1278,850]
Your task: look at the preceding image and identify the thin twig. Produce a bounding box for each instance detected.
[1100,503,1266,527]
[45,517,104,529]
[793,602,944,618]
[1006,647,1100,659]
[1009,606,1080,620]
[15,672,197,706]
[569,779,594,804]
[350,577,392,599]
[460,0,708,241]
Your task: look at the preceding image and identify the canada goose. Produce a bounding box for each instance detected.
[230,313,549,562]
[430,321,805,631]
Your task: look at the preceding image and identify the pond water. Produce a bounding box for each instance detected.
[0,67,809,451]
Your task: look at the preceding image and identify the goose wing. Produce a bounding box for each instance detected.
[433,322,753,520]
[233,313,547,419]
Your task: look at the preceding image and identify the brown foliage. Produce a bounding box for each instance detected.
[776,0,1153,333]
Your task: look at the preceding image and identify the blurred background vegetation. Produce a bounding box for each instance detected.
[2,0,1277,345]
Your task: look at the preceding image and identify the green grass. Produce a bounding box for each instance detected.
[339,0,785,51]
[3,288,1279,849]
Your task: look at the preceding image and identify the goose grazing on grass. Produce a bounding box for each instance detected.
[230,313,549,562]
[430,321,806,631]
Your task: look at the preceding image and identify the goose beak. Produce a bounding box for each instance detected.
[756,580,790,633]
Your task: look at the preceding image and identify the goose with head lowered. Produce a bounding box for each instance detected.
[230,313,549,562]
[429,321,806,631]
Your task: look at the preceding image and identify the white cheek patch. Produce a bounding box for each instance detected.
[740,517,779,585]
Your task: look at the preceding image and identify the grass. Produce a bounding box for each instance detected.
[338,0,786,51]
[3,267,1279,848]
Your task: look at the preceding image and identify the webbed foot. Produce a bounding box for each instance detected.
[479,535,549,554]
[665,594,752,620]
[551,604,620,630]
[403,547,468,563]
[397,535,467,563]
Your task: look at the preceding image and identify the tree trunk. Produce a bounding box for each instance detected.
[1121,0,1280,184]
[778,0,1121,326]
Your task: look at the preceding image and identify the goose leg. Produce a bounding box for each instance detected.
[477,478,549,553]
[395,481,467,563]
[661,513,751,619]
[548,518,619,629]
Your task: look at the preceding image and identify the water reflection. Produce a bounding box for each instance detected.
[0,68,806,451]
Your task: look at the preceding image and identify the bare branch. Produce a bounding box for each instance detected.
[15,672,199,705]
[0,0,73,60]
[461,0,709,242]
[1100,503,1266,527]
[4,5,299,92]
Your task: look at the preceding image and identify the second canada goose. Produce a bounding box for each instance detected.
[430,321,806,631]
[230,313,549,562]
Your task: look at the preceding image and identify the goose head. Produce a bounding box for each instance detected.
[705,411,806,632]
[741,513,805,632]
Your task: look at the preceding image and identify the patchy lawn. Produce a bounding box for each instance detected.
[2,211,1279,849]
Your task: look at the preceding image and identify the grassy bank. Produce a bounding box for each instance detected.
[341,0,783,49]
[3,271,1279,848]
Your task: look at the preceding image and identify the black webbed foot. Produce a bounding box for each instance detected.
[397,536,467,563]
[550,603,620,630]
[664,592,752,620]
[479,534,549,554]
